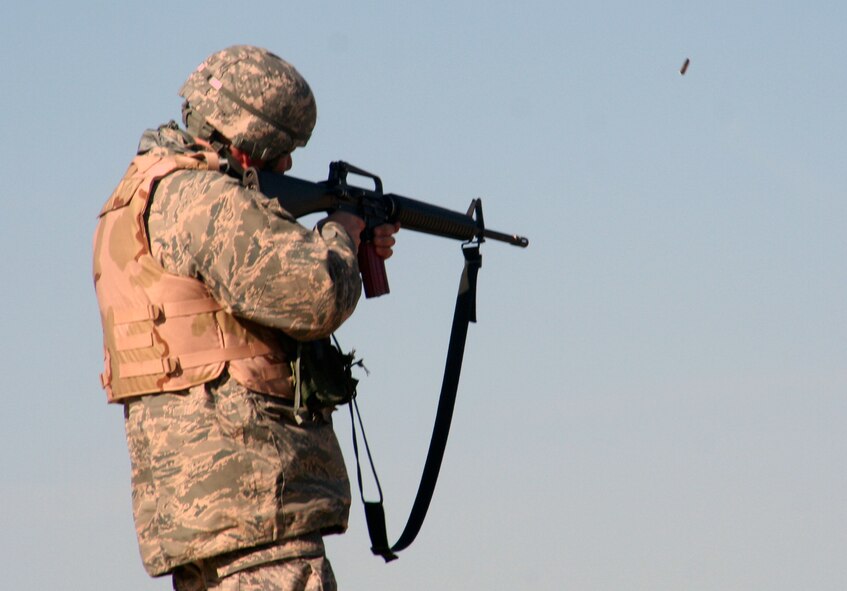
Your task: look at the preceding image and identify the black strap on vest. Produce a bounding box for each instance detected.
[349,244,483,562]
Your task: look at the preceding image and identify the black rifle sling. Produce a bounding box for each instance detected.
[349,244,483,562]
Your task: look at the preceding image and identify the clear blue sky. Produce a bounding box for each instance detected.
[2,1,846,589]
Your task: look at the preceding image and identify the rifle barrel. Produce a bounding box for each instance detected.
[255,170,529,248]
[390,193,528,247]
[483,229,530,247]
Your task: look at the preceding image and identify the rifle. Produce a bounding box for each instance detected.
[244,161,529,297]
[245,160,528,561]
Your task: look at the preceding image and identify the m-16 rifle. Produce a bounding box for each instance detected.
[244,160,529,297]
[245,160,529,561]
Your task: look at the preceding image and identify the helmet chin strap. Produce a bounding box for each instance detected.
[181,102,218,142]
[183,101,288,166]
[219,150,246,178]
[181,102,249,178]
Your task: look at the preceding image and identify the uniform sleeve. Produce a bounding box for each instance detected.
[147,169,362,340]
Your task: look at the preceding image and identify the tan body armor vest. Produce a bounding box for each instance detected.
[93,150,294,402]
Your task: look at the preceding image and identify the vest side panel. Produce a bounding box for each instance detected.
[94,152,293,402]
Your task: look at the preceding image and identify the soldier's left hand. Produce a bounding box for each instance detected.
[372,223,400,259]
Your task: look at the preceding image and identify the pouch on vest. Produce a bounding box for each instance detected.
[291,338,361,420]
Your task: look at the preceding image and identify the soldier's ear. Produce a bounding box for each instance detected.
[229,146,257,170]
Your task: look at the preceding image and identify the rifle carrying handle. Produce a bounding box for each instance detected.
[359,241,390,298]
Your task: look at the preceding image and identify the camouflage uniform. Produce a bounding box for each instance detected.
[113,124,359,583]
[172,538,337,591]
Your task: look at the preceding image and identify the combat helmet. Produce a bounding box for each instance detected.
[179,45,317,163]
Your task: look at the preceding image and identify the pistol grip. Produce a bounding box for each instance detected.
[358,241,390,298]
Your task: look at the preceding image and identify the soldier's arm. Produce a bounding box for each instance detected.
[148,170,362,340]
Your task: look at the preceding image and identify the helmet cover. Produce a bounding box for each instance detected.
[179,45,317,162]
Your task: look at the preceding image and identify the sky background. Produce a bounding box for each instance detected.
[2,1,846,589]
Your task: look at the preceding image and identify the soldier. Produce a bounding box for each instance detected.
[93,45,399,590]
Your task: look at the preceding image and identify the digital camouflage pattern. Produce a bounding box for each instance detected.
[146,126,360,340]
[202,531,327,579]
[210,558,336,591]
[126,380,350,577]
[172,537,337,591]
[112,125,360,576]
[179,45,317,163]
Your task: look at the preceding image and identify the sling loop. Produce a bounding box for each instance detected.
[350,243,483,561]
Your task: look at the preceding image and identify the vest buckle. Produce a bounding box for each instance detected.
[149,304,164,323]
[164,357,182,376]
